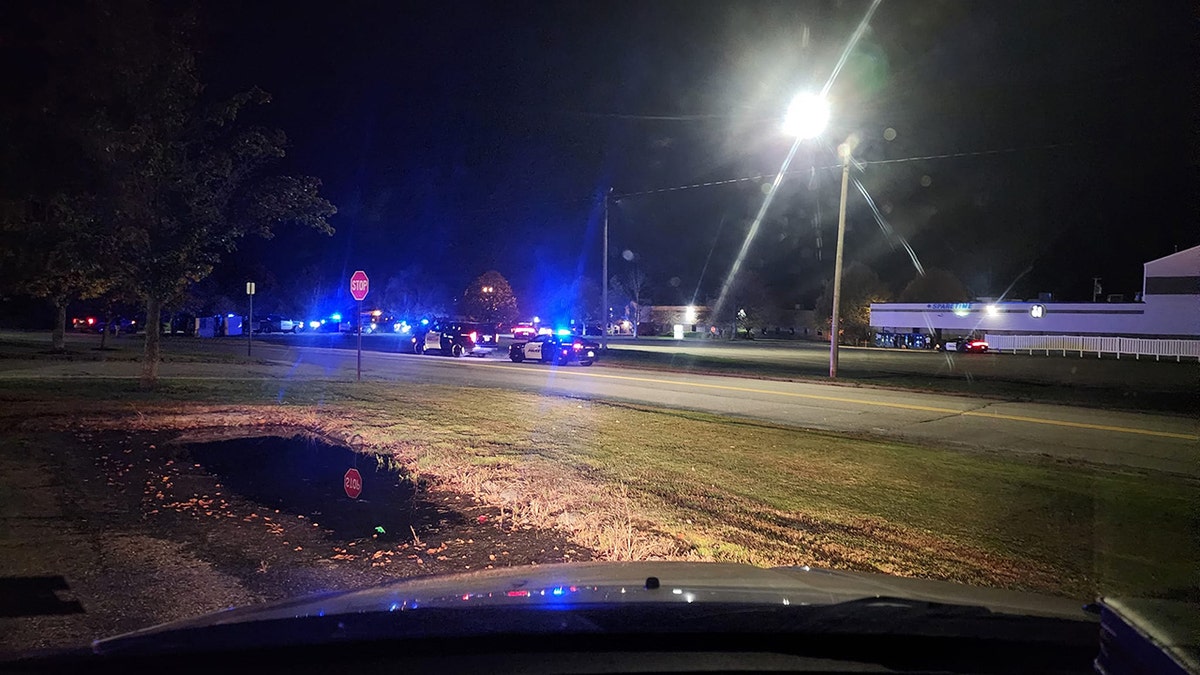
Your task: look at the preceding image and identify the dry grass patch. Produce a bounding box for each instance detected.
[0,377,1192,599]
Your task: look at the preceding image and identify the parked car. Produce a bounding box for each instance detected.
[258,315,304,333]
[460,322,501,354]
[411,321,478,357]
[942,337,990,353]
[958,338,990,353]
[308,314,344,333]
[72,316,138,334]
[509,334,598,366]
[510,322,537,338]
[72,317,101,332]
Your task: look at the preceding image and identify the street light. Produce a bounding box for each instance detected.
[783,93,848,378]
[782,93,829,140]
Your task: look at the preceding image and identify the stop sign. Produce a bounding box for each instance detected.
[349,270,369,302]
[343,467,363,499]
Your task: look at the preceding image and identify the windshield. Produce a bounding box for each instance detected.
[0,0,1195,663]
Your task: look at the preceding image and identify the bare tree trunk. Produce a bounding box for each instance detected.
[51,302,67,351]
[140,296,162,389]
[99,311,113,349]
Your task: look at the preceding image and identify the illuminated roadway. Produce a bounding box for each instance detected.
[4,333,1193,476]
[239,338,1199,477]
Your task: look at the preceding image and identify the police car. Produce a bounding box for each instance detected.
[509,334,598,366]
[411,321,478,357]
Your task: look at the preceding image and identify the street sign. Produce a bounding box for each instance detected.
[350,270,369,302]
[343,467,363,499]
[247,281,255,356]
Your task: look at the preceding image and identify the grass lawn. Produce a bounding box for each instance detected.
[0,373,1193,601]
[600,347,1199,415]
[0,332,278,365]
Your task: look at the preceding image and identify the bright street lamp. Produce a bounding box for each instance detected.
[783,92,847,378]
[782,93,830,140]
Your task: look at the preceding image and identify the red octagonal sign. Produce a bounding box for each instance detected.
[349,270,369,302]
[343,467,363,499]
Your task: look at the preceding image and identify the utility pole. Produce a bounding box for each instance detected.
[601,188,610,351]
[828,143,851,379]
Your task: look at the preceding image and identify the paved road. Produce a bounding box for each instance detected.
[251,331,1197,394]
[3,333,1196,476]
[603,337,1198,392]
[233,338,1199,477]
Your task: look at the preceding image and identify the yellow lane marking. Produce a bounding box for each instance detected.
[956,410,1198,440]
[470,361,1199,441]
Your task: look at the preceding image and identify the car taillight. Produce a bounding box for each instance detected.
[469,331,477,343]
[573,342,582,349]
[87,317,95,325]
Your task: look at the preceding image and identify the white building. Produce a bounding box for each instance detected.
[870,245,1199,339]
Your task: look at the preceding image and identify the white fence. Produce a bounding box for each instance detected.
[985,334,1200,361]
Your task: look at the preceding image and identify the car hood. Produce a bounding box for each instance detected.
[91,561,1089,649]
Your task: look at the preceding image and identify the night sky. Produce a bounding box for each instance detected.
[39,1,1200,314]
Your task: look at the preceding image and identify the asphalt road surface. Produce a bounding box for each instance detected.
[255,331,1197,393]
[222,336,1199,477]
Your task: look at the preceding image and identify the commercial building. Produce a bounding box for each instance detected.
[869,245,1199,358]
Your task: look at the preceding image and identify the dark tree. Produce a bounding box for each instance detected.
[569,276,603,328]
[0,195,116,350]
[814,262,891,345]
[79,4,335,386]
[609,268,650,337]
[1,2,336,381]
[461,271,518,323]
[717,270,774,338]
[381,265,452,319]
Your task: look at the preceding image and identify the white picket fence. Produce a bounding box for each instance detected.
[985,334,1200,361]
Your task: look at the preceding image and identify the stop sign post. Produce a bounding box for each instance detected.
[349,271,369,381]
[343,467,363,499]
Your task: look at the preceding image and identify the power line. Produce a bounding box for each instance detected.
[556,110,754,122]
[396,141,1081,216]
[615,170,828,198]
[861,142,1079,166]
[615,141,1079,199]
